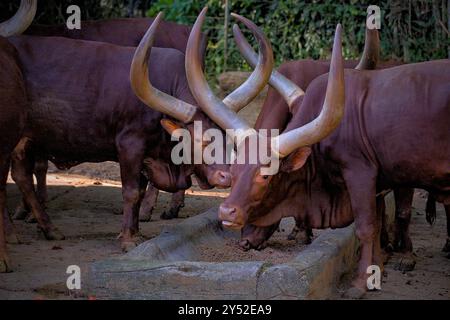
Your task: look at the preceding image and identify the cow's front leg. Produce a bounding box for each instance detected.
[11,141,64,240]
[117,136,146,252]
[161,190,185,220]
[139,183,158,222]
[343,168,378,299]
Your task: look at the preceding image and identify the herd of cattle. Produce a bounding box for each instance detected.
[0,1,449,299]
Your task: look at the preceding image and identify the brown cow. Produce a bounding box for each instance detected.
[14,10,208,223]
[233,25,402,250]
[187,13,450,297]
[0,0,36,272]
[8,11,272,252]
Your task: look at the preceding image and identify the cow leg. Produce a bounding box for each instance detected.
[425,193,437,225]
[342,168,377,299]
[0,155,12,272]
[139,182,158,222]
[116,136,146,252]
[161,190,185,220]
[392,188,416,271]
[443,204,450,253]
[287,217,313,244]
[373,196,388,268]
[393,188,414,253]
[379,195,392,252]
[11,142,64,240]
[13,158,48,222]
[25,158,48,224]
[13,196,30,220]
[239,222,280,251]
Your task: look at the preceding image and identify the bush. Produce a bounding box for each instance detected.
[146,0,449,77]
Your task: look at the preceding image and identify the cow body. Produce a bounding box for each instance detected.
[18,17,208,223]
[242,58,404,249]
[25,17,207,55]
[9,35,225,251]
[221,60,450,297]
[0,37,28,272]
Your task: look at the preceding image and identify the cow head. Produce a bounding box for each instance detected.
[0,0,37,37]
[130,9,273,190]
[218,24,345,230]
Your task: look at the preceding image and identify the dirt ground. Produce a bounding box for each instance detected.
[336,191,450,300]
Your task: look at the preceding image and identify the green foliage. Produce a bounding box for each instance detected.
[1,0,448,78]
[146,0,449,76]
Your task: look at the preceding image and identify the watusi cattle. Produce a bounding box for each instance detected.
[8,11,272,252]
[0,0,36,272]
[202,21,449,297]
[232,24,391,250]
[12,4,208,223]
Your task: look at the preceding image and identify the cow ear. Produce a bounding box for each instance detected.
[161,119,184,139]
[280,147,311,172]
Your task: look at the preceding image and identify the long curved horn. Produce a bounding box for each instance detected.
[221,13,274,112]
[233,24,305,110]
[355,28,380,70]
[130,12,197,123]
[273,24,345,158]
[185,7,249,131]
[0,0,37,37]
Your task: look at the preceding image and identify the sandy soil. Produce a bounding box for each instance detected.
[198,219,318,264]
[336,191,450,300]
[0,174,228,300]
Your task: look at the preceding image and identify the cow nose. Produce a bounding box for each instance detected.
[212,170,231,188]
[219,204,243,229]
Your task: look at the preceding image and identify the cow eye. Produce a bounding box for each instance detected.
[262,175,269,180]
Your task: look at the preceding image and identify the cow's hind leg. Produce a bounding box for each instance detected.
[392,188,416,271]
[443,204,450,253]
[11,141,64,240]
[0,155,12,272]
[13,158,48,222]
[139,183,158,222]
[161,190,185,220]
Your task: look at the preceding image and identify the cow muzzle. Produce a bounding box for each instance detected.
[218,204,246,229]
[209,170,231,188]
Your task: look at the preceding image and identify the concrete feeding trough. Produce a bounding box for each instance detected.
[85,194,398,300]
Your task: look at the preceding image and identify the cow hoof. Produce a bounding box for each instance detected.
[160,208,179,220]
[25,214,37,224]
[42,228,65,241]
[394,255,416,272]
[0,257,12,273]
[139,211,152,222]
[12,206,29,220]
[442,238,450,253]
[343,286,366,299]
